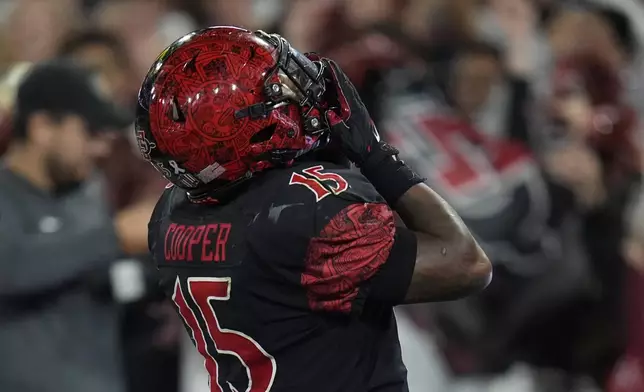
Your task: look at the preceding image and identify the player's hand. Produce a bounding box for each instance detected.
[318,58,396,167]
[310,56,423,205]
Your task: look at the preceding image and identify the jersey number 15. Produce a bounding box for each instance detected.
[172,277,277,391]
[289,165,349,202]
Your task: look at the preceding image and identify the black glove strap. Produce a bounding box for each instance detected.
[361,142,425,206]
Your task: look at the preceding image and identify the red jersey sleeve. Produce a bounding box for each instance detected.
[301,202,417,314]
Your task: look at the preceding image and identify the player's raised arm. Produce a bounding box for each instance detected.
[394,183,491,302]
[320,59,492,304]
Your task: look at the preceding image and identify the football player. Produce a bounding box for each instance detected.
[136,27,491,392]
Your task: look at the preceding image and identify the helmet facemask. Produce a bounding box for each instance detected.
[234,31,328,139]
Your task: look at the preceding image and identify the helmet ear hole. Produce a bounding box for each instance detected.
[249,124,277,144]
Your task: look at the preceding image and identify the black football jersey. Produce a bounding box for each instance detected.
[148,161,417,392]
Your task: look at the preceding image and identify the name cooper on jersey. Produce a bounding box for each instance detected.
[164,223,232,263]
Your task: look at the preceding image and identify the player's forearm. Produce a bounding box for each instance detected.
[395,183,470,241]
[394,183,492,302]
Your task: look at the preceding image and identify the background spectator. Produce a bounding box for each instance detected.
[0,60,148,392]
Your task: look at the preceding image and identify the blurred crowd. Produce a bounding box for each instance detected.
[1,0,644,391]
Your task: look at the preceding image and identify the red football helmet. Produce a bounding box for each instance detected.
[135,26,328,196]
